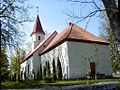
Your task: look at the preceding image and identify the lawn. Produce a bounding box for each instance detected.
[1,78,120,89]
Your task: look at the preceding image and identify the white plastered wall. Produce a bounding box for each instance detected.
[31,34,45,51]
[20,57,33,80]
[20,51,41,80]
[21,41,112,80]
[67,41,112,79]
[41,42,70,79]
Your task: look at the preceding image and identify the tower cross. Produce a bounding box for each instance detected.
[36,6,39,14]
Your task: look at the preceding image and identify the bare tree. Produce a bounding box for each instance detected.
[99,14,120,73]
[64,0,119,44]
[0,0,32,50]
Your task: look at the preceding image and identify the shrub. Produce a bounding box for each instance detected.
[105,75,113,79]
[97,73,105,79]
[57,57,62,80]
[11,73,16,81]
[37,70,40,80]
[44,77,53,83]
[43,66,46,79]
[20,71,23,81]
[46,61,51,78]
[52,59,57,80]
[32,70,35,80]
[40,64,42,80]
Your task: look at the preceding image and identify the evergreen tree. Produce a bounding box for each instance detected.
[47,61,51,77]
[40,64,43,80]
[37,70,40,80]
[20,71,23,81]
[43,66,46,79]
[1,47,9,82]
[46,61,51,78]
[13,73,16,81]
[52,59,57,80]
[57,57,62,80]
[32,69,35,80]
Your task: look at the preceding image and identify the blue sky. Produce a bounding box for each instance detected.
[24,0,102,44]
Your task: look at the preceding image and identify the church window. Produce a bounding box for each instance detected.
[38,36,41,40]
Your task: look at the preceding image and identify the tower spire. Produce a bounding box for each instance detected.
[31,15,45,36]
[31,15,45,51]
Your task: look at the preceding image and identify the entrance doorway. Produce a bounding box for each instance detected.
[90,62,96,75]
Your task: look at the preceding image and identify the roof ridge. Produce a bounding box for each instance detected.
[39,23,110,55]
[81,27,109,42]
[66,22,74,39]
[69,24,109,43]
[21,31,58,63]
[33,31,58,53]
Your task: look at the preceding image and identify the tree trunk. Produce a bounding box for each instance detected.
[101,0,120,44]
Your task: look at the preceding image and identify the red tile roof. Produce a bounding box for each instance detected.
[21,31,58,63]
[31,15,45,36]
[40,23,109,55]
[21,23,109,64]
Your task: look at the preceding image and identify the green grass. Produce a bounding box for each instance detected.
[1,78,120,89]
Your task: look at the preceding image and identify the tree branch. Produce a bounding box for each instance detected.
[92,0,101,10]
[0,0,15,15]
[65,9,105,23]
[66,0,94,3]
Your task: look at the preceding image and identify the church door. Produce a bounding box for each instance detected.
[90,62,96,75]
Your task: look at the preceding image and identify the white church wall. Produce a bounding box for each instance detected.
[31,34,45,51]
[20,57,33,80]
[21,61,27,73]
[67,41,112,79]
[41,42,70,79]
[32,34,44,42]
[21,61,26,80]
[96,44,112,75]
[32,51,41,74]
[21,51,41,80]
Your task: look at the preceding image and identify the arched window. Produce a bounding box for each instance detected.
[38,36,41,40]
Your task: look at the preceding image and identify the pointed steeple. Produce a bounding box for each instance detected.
[31,15,45,36]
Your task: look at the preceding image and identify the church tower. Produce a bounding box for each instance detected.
[31,15,45,51]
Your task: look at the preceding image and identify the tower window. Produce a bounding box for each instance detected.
[38,36,41,40]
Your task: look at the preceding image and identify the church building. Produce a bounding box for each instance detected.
[20,15,112,80]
